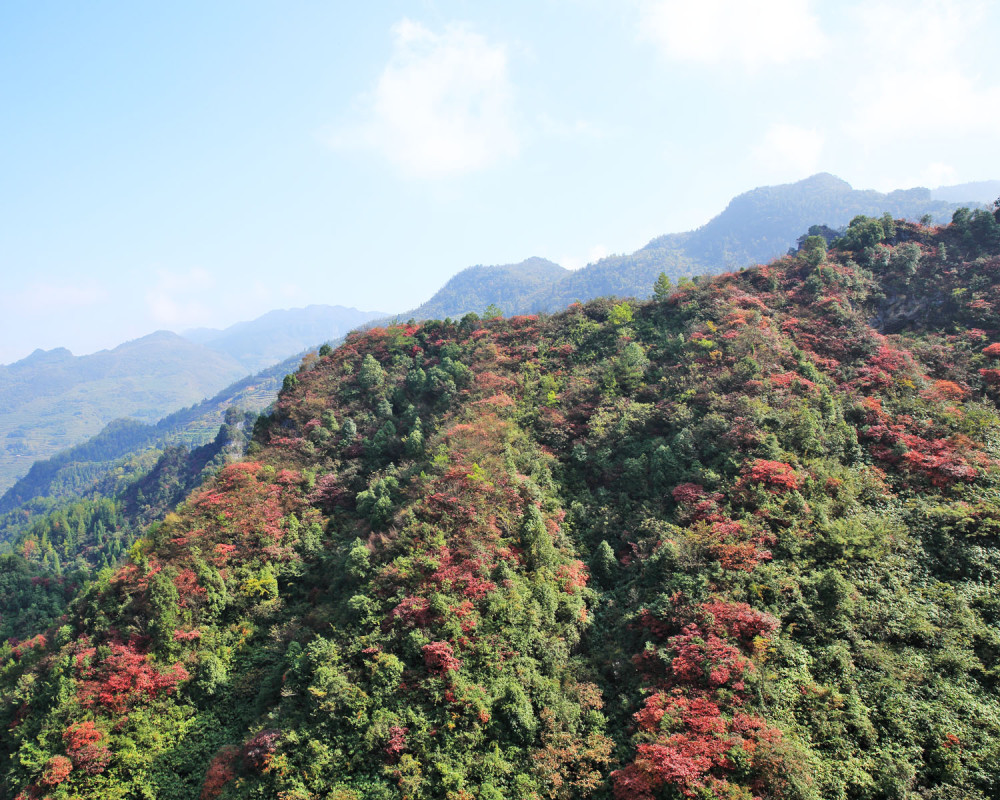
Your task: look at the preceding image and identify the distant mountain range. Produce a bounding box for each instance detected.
[183,304,385,373]
[391,174,1000,320]
[0,306,383,492]
[0,352,303,515]
[1,172,994,498]
[0,332,249,492]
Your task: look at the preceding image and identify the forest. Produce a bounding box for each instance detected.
[0,207,999,798]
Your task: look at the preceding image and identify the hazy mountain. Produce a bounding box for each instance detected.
[930,179,1000,204]
[184,304,385,373]
[396,173,995,320]
[0,332,250,492]
[402,257,569,321]
[0,350,304,518]
[532,173,987,311]
[0,304,384,494]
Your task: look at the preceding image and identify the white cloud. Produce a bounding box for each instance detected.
[917,162,959,189]
[753,124,825,178]
[639,0,826,67]
[843,0,1000,143]
[537,114,610,140]
[559,243,610,271]
[333,19,519,178]
[146,268,216,327]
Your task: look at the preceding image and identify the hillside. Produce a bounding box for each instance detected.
[0,304,384,495]
[0,408,258,641]
[405,257,569,322]
[2,175,982,498]
[1,209,999,798]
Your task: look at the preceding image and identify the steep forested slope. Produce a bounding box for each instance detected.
[2,210,1000,799]
[0,409,258,644]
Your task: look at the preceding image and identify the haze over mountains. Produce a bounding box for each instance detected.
[183,305,386,374]
[2,173,995,495]
[0,333,249,491]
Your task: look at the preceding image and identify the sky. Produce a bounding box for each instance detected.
[1,0,998,364]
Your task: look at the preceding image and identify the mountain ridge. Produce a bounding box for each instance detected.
[391,173,994,321]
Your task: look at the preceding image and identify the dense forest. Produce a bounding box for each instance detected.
[0,409,256,643]
[1,208,1000,798]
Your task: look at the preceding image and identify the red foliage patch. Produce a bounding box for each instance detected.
[671,483,706,505]
[243,729,281,772]
[201,746,239,800]
[63,721,111,775]
[385,725,409,761]
[741,459,801,492]
[980,368,1000,387]
[613,691,784,800]
[422,641,462,675]
[390,596,433,628]
[76,641,189,713]
[173,568,206,607]
[40,755,73,786]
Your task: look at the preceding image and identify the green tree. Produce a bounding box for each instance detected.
[652,272,673,301]
[800,235,827,268]
[358,354,387,393]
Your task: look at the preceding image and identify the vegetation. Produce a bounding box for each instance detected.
[0,410,257,644]
[0,352,303,519]
[1,212,1000,798]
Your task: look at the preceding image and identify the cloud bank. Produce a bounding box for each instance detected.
[334,20,519,179]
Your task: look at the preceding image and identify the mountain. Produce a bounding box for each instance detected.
[0,304,384,495]
[0,350,303,518]
[1,210,999,798]
[0,332,250,492]
[184,304,386,373]
[399,173,994,319]
[930,179,1000,204]
[403,257,569,321]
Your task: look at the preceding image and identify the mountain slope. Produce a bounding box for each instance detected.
[2,175,984,497]
[531,173,981,311]
[1,210,999,798]
[930,179,1000,204]
[397,256,569,321]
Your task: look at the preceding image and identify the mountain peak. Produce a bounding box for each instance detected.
[7,347,75,368]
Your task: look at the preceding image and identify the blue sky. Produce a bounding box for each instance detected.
[2,0,997,363]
